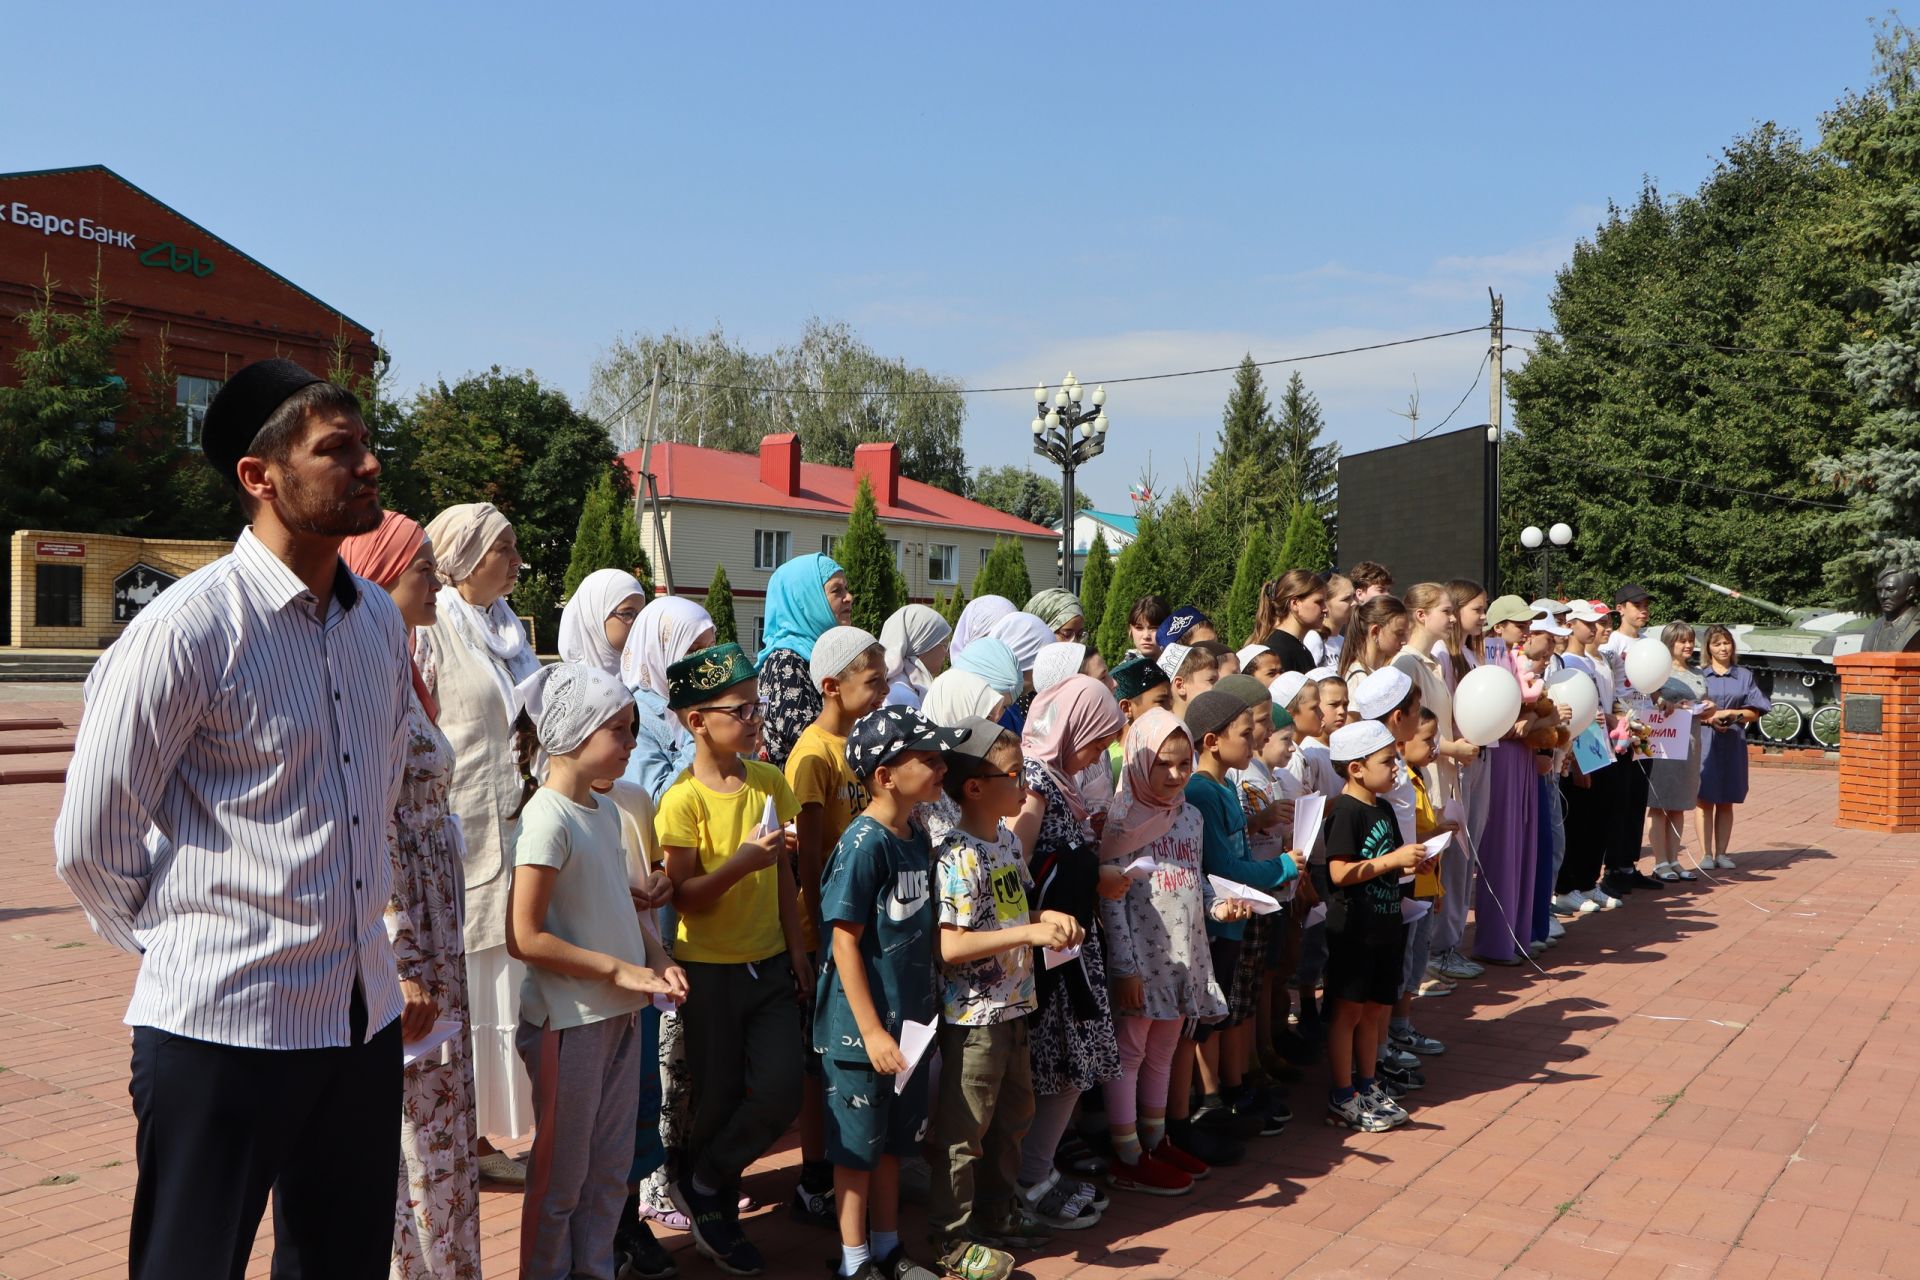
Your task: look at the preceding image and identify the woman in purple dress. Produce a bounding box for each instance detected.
[1695,625,1771,871]
[1470,600,1540,966]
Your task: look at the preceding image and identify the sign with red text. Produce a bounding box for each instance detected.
[1645,707,1695,761]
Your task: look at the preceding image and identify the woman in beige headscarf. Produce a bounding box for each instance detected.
[417,501,540,1183]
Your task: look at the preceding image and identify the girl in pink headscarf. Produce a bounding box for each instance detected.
[1096,710,1244,1195]
[1007,675,1125,1229]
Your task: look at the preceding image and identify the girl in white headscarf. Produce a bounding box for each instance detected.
[951,594,1016,657]
[921,668,1010,727]
[616,597,715,802]
[879,604,952,709]
[416,501,540,1175]
[558,569,648,676]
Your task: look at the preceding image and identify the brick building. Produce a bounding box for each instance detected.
[1,164,378,645]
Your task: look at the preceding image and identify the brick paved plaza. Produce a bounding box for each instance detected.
[1,694,1914,1278]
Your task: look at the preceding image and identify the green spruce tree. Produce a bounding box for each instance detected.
[706,564,739,645]
[1273,500,1332,577]
[1273,372,1339,536]
[564,469,653,598]
[1227,524,1274,647]
[973,537,1034,605]
[510,570,560,653]
[1097,515,1162,662]
[838,476,904,634]
[1080,527,1113,644]
[932,586,968,627]
[1819,261,1920,593]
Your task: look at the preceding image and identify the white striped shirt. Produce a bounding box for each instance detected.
[54,528,410,1049]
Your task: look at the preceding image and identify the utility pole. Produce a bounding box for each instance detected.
[1486,290,1505,593]
[634,358,676,595]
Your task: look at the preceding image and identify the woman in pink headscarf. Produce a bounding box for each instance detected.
[1095,710,1242,1195]
[340,513,482,1279]
[1007,676,1126,1230]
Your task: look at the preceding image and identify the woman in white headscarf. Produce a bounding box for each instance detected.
[558,569,648,677]
[879,604,952,709]
[417,501,540,1181]
[617,596,715,802]
[951,594,1016,658]
[921,668,1010,728]
[991,610,1060,732]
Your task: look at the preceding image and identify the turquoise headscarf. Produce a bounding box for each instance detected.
[757,553,845,669]
[952,636,1022,698]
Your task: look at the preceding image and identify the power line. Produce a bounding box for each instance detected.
[1508,324,1846,361]
[1412,349,1490,440]
[662,326,1491,398]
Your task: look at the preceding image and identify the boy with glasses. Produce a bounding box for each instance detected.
[657,643,806,1275]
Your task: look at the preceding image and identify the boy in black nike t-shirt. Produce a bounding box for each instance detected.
[1320,720,1423,1134]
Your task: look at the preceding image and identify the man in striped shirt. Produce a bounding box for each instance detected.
[55,359,413,1280]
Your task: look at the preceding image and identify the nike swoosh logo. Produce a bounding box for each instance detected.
[885,891,929,922]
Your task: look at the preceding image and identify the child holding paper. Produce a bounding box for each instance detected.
[1321,721,1425,1133]
[656,643,804,1276]
[816,706,971,1280]
[1378,710,1454,1088]
[1098,710,1248,1195]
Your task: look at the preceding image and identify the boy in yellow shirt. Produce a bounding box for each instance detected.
[657,642,805,1277]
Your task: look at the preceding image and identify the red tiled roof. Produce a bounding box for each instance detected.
[618,441,1057,538]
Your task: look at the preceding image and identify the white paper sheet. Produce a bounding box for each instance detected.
[1122,856,1159,880]
[1042,944,1083,970]
[1291,793,1328,856]
[1207,874,1283,915]
[1305,902,1328,927]
[651,993,681,1014]
[402,1018,464,1068]
[1400,898,1433,923]
[892,1018,938,1092]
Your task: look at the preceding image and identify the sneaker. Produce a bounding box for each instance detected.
[934,1239,1015,1280]
[1149,1136,1209,1179]
[1601,871,1637,896]
[476,1150,527,1185]
[1166,1120,1244,1167]
[1327,1092,1395,1133]
[790,1178,835,1229]
[874,1246,941,1280]
[616,1218,678,1280]
[670,1176,765,1276]
[1628,869,1666,890]
[968,1211,1053,1252]
[1361,1083,1410,1126]
[1194,1097,1264,1139]
[1547,917,1566,942]
[825,1262,884,1280]
[1107,1150,1193,1197]
[1018,1171,1101,1231]
[1390,1026,1446,1056]
[1583,887,1622,911]
[1433,948,1485,980]
[1713,853,1736,870]
[1379,1061,1426,1092]
[1528,940,1548,957]
[1553,891,1598,916]
[1380,1044,1420,1072]
[1415,976,1455,997]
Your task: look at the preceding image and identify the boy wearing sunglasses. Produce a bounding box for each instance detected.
[657,642,806,1276]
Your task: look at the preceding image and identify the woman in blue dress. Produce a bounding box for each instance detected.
[1695,625,1771,871]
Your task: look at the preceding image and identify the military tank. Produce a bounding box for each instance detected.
[1683,575,1868,749]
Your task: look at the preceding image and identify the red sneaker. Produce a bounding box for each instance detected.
[1150,1137,1210,1180]
[1107,1150,1193,1197]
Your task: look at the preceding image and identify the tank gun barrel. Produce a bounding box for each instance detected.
[1682,574,1809,622]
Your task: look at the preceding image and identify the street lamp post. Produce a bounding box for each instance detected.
[1031,372,1110,590]
[1520,521,1573,599]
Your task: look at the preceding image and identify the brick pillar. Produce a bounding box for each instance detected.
[1835,651,1920,833]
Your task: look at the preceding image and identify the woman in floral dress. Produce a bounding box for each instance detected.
[343,514,482,1279]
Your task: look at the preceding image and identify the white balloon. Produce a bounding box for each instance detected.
[1454,665,1524,748]
[1624,636,1671,696]
[1546,668,1599,737]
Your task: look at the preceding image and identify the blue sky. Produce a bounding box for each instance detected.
[5,2,1892,509]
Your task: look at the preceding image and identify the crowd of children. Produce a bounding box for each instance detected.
[499,565,1749,1280]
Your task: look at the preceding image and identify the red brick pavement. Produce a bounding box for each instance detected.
[1,718,1914,1278]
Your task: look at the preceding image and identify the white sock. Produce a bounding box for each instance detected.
[840,1243,870,1276]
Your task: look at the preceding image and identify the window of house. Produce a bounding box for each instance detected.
[752,614,767,654]
[176,375,222,446]
[980,547,993,569]
[753,530,791,570]
[35,565,83,628]
[928,543,958,584]
[820,534,839,557]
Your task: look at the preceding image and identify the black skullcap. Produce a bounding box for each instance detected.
[200,358,325,485]
[1184,689,1250,744]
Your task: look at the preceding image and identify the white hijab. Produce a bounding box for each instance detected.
[952,595,1015,657]
[619,596,714,697]
[424,502,538,715]
[921,669,1007,727]
[558,569,647,677]
[1033,641,1088,694]
[880,604,952,695]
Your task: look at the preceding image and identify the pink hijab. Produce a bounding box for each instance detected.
[1099,708,1192,860]
[1021,674,1125,823]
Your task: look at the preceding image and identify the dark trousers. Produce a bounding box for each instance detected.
[1558,766,1614,893]
[1605,759,1651,872]
[680,956,803,1187]
[127,991,401,1280]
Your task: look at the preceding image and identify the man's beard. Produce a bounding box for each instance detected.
[279,468,383,538]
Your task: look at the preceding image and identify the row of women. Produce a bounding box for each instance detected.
[339,498,1108,1276]
[342,494,1772,1275]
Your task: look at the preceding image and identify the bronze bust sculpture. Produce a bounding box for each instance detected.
[1863,567,1920,653]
